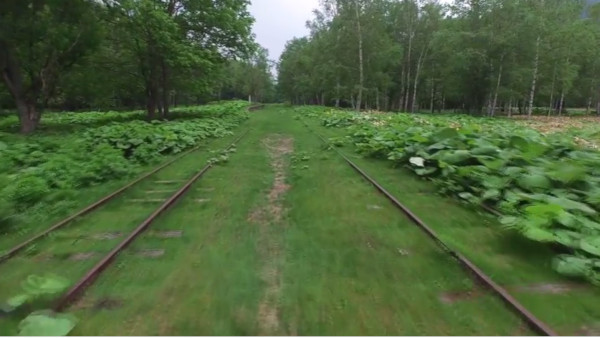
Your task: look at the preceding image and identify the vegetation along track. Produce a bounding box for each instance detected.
[0,130,248,323]
[61,105,534,335]
[301,120,556,336]
[1,141,217,264]
[4,105,596,335]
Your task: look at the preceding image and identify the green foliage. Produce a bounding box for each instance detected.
[18,310,77,336]
[308,107,600,285]
[0,102,249,230]
[3,274,70,312]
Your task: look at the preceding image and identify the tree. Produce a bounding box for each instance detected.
[0,0,102,133]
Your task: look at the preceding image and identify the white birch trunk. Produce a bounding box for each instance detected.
[527,36,541,118]
[355,0,364,112]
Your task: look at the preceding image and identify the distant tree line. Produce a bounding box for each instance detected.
[278,0,600,116]
[0,0,275,133]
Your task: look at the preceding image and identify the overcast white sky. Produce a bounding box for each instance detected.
[249,0,320,62]
[249,0,452,63]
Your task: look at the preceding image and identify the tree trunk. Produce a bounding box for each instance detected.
[404,25,414,113]
[399,68,405,111]
[527,36,541,118]
[1,42,42,134]
[160,59,170,119]
[16,100,40,134]
[441,94,445,112]
[558,89,565,117]
[485,94,492,117]
[548,64,557,116]
[587,95,592,115]
[147,84,157,121]
[411,48,426,114]
[491,62,503,117]
[430,78,435,114]
[508,97,513,117]
[376,88,380,111]
[355,0,364,112]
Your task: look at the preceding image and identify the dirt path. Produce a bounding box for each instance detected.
[248,134,294,335]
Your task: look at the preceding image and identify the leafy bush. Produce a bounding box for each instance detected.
[307,107,600,285]
[4,176,51,209]
[0,101,249,228]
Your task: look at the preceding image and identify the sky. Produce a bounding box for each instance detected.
[249,0,321,62]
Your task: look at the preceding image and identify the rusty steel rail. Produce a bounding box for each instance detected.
[249,104,266,112]
[54,130,249,311]
[302,121,556,336]
[0,141,225,264]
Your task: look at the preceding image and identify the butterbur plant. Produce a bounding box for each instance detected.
[310,107,600,286]
[3,274,70,312]
[1,274,77,336]
[17,310,78,336]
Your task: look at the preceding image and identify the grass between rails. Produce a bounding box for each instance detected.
[0,131,246,335]
[68,106,527,335]
[305,116,600,335]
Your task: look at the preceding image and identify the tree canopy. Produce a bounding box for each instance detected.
[0,0,274,133]
[277,0,600,116]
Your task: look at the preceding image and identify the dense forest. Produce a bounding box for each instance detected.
[278,0,600,115]
[3,0,600,135]
[0,0,275,133]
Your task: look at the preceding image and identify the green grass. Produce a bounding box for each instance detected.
[60,106,527,335]
[5,105,593,335]
[305,116,600,335]
[0,132,246,335]
[0,134,234,252]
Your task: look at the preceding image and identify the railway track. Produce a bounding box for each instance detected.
[0,130,249,311]
[0,130,244,265]
[300,120,557,336]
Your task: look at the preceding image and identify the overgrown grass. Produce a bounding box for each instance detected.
[305,114,600,335]
[0,132,246,335]
[66,106,527,335]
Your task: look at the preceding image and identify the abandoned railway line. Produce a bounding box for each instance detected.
[1,105,599,335]
[302,120,556,336]
[0,130,248,316]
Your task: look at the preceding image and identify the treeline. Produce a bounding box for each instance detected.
[278,0,600,116]
[0,0,275,133]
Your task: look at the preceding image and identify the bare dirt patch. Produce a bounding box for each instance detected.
[247,135,294,335]
[577,323,600,336]
[135,249,165,258]
[439,290,484,304]
[69,252,98,261]
[512,115,600,149]
[152,230,183,239]
[439,282,586,304]
[91,232,123,240]
[512,282,587,294]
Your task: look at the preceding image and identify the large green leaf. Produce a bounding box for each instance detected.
[22,275,70,296]
[580,237,600,257]
[439,150,471,164]
[521,225,555,242]
[432,128,459,142]
[6,294,30,309]
[476,156,506,170]
[471,146,499,156]
[547,163,588,184]
[544,196,597,215]
[518,174,551,191]
[552,255,591,277]
[18,310,77,336]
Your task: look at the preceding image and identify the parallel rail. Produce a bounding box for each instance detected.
[302,121,556,336]
[0,124,250,264]
[54,130,249,311]
[0,145,204,264]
